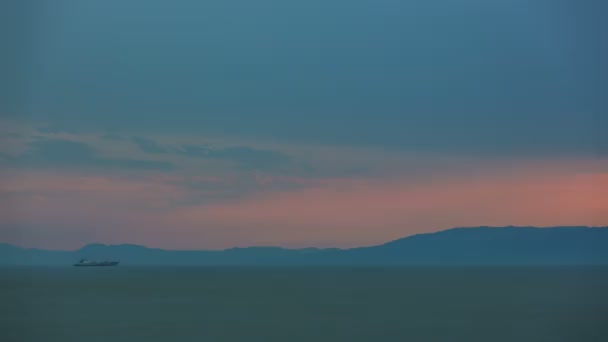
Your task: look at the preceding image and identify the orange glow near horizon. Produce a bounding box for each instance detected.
[1,167,607,250]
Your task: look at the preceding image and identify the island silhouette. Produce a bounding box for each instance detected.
[2,226,607,265]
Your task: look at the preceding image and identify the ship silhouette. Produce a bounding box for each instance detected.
[73,259,119,267]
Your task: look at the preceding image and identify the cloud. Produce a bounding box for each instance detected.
[6,137,173,171]
[178,144,290,169]
[100,133,125,141]
[131,136,170,154]
[129,135,290,170]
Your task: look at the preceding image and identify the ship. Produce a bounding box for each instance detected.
[73,259,119,267]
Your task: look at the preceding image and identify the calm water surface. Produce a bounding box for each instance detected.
[2,266,608,341]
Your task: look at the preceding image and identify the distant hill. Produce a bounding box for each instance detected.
[2,226,608,265]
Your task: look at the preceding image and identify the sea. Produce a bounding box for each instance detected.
[2,266,607,341]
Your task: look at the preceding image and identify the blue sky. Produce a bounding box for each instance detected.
[1,0,606,249]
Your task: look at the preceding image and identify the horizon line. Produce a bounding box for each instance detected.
[4,225,607,252]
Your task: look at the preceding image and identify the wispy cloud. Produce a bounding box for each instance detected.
[100,133,125,141]
[131,136,170,154]
[129,135,291,170]
[178,144,290,169]
[4,137,173,171]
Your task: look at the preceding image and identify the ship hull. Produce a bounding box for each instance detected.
[73,262,119,267]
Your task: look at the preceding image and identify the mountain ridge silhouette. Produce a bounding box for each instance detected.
[2,226,607,265]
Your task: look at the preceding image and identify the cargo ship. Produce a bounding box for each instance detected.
[73,259,119,267]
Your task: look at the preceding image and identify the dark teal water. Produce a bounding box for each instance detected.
[2,267,608,341]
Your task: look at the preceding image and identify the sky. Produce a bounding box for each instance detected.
[1,0,607,250]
